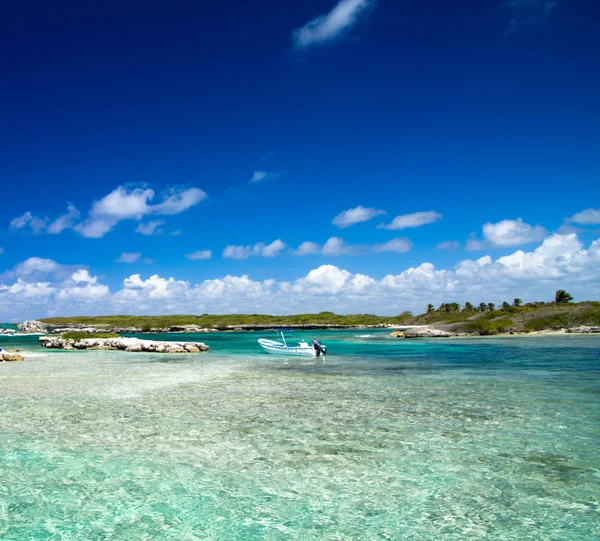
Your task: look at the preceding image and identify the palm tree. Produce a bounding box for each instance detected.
[555,290,573,303]
[502,301,511,311]
[463,302,475,312]
[487,303,496,312]
[513,298,522,308]
[426,304,435,314]
[479,302,487,312]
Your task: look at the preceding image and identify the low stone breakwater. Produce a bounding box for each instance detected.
[39,336,210,353]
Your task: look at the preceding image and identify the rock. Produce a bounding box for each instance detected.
[39,336,210,353]
[390,330,405,338]
[566,326,600,334]
[1,352,24,362]
[18,320,48,333]
[403,327,454,338]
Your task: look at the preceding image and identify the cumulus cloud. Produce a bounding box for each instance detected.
[1,234,599,320]
[437,241,460,251]
[75,185,206,238]
[223,240,287,259]
[0,257,84,282]
[186,250,213,261]
[483,218,547,246]
[135,220,166,236]
[568,208,600,225]
[293,0,375,49]
[116,252,142,263]
[332,205,387,228]
[501,0,558,33]
[378,211,443,231]
[466,218,548,250]
[8,185,207,239]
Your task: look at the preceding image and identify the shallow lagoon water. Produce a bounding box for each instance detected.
[1,331,599,540]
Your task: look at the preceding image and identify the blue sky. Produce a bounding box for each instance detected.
[1,0,599,319]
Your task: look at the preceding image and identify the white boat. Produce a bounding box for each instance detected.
[258,332,326,357]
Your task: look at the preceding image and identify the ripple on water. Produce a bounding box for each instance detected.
[0,334,599,540]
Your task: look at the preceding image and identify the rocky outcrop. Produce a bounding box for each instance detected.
[18,320,49,333]
[390,330,405,338]
[1,352,24,362]
[39,336,210,353]
[403,327,454,338]
[566,326,600,333]
[167,325,214,333]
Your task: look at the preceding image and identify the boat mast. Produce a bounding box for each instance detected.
[280,331,287,347]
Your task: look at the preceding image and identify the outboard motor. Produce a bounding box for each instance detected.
[312,339,327,356]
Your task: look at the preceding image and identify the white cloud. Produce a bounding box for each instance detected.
[372,238,413,253]
[293,0,375,49]
[437,241,460,251]
[332,205,386,228]
[57,270,110,301]
[482,218,547,247]
[47,204,81,234]
[223,240,287,259]
[75,185,206,238]
[1,234,600,320]
[465,238,490,251]
[250,171,280,183]
[116,252,142,264]
[378,211,443,231]
[293,237,364,256]
[0,257,83,282]
[322,237,362,256]
[466,218,549,250]
[9,185,207,239]
[294,237,411,256]
[10,212,48,234]
[568,208,600,225]
[135,220,166,236]
[186,250,213,261]
[295,241,321,256]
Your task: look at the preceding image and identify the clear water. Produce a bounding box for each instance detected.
[1,331,599,540]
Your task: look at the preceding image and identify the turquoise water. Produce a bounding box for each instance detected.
[1,331,599,540]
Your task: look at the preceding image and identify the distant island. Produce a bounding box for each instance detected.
[15,291,600,337]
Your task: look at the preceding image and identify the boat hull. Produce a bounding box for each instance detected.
[258,339,317,357]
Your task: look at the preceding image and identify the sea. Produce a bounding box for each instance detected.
[0,330,598,540]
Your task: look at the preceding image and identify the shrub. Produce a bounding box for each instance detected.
[62,332,120,341]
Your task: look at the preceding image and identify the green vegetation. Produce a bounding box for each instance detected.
[46,312,415,330]
[61,332,120,341]
[408,300,600,335]
[555,289,574,304]
[39,297,600,336]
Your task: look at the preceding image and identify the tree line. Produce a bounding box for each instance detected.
[426,289,574,314]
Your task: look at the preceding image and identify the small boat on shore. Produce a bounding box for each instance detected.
[258,331,327,357]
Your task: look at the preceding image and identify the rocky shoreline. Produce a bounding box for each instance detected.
[0,352,24,362]
[39,336,210,353]
[19,320,395,335]
[390,325,600,339]
[15,320,600,340]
